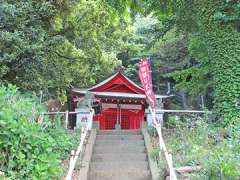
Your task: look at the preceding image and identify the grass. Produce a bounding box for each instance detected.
[149,115,240,180]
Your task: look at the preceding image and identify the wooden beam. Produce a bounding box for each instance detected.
[175,166,202,173]
[165,165,203,178]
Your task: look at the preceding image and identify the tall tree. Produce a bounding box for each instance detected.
[0,0,128,100]
[107,0,240,124]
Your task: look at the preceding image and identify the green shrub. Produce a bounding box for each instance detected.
[147,127,157,137]
[165,119,240,179]
[165,115,178,128]
[150,147,160,163]
[164,114,186,128]
[0,85,77,179]
[150,116,240,179]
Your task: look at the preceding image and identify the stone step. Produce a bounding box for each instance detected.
[90,161,149,171]
[96,134,143,141]
[95,139,145,146]
[88,130,151,180]
[88,170,151,180]
[95,142,144,149]
[97,130,141,135]
[92,153,147,162]
[93,145,145,153]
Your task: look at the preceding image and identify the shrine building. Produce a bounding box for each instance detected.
[68,71,168,130]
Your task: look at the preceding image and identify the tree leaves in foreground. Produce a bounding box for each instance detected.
[0,0,128,99]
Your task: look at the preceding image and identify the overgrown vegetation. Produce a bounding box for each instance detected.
[106,2,240,178]
[149,115,240,179]
[0,85,79,179]
[109,0,240,123]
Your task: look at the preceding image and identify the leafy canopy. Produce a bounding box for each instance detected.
[109,0,240,124]
[0,0,129,99]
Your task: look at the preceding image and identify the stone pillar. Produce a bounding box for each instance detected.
[75,108,91,129]
[146,108,164,127]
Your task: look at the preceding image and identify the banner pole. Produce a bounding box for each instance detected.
[139,57,177,180]
[149,56,153,89]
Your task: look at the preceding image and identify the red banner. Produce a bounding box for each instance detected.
[139,58,156,107]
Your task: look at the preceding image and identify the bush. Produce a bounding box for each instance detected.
[167,119,240,179]
[150,116,240,179]
[150,147,160,163]
[0,85,77,179]
[147,127,157,137]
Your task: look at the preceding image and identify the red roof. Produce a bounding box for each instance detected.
[88,71,145,94]
[71,71,169,99]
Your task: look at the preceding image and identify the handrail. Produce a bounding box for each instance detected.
[149,107,178,180]
[149,108,207,180]
[66,127,88,180]
[153,109,205,113]
[65,109,94,180]
[41,110,94,129]
[42,109,94,180]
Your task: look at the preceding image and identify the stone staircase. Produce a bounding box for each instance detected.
[88,130,152,180]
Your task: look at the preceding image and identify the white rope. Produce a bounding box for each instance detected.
[149,107,177,180]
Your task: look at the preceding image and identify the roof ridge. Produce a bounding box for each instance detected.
[88,71,144,93]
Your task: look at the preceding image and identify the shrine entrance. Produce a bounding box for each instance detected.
[121,114,130,129]
[104,111,131,129]
[97,100,145,129]
[69,71,168,130]
[103,108,133,130]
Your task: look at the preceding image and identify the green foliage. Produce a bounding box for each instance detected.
[166,35,211,95]
[150,147,160,163]
[0,85,77,179]
[164,115,178,128]
[212,1,240,30]
[169,119,240,179]
[0,0,126,99]
[147,126,157,137]
[143,0,240,124]
[204,29,240,124]
[101,0,240,126]
[196,1,240,124]
[119,15,164,86]
[150,117,240,179]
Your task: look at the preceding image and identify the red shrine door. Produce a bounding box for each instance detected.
[104,109,131,130]
[120,114,130,129]
[101,108,143,130]
[105,113,117,129]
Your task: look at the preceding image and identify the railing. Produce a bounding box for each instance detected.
[149,107,177,180]
[65,126,88,180]
[41,111,77,129]
[41,109,94,180]
[66,109,94,180]
[149,108,206,180]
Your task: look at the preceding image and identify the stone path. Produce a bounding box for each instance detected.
[88,130,152,180]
